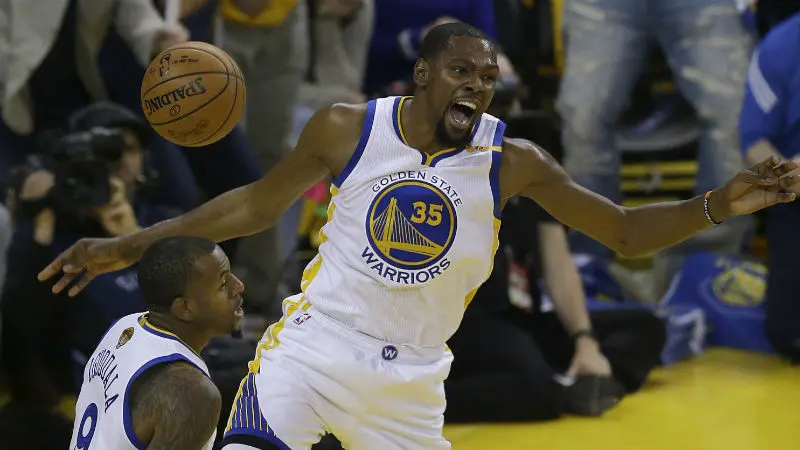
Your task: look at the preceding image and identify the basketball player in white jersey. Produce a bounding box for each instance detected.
[69,236,244,450]
[44,23,798,450]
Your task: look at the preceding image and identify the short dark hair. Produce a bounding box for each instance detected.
[420,22,495,61]
[137,237,218,312]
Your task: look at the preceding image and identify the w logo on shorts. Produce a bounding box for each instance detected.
[381,345,398,361]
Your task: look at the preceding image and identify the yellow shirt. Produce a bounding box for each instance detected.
[222,0,298,27]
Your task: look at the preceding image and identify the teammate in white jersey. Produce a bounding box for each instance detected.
[69,236,244,450]
[43,23,798,450]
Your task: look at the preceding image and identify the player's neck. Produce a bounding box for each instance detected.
[401,96,442,154]
[146,312,210,354]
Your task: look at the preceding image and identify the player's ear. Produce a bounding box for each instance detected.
[170,296,194,321]
[414,59,429,87]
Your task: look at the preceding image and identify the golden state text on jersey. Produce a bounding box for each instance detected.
[362,172,461,285]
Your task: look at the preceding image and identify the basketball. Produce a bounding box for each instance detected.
[140,41,246,147]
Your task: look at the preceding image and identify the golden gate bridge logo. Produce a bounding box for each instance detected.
[366,181,456,270]
[371,197,443,256]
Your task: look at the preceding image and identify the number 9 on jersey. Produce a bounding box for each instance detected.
[76,403,98,449]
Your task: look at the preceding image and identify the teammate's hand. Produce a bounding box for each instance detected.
[712,156,800,221]
[37,237,135,297]
[567,338,612,378]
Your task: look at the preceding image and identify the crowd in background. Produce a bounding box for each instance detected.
[0,0,798,449]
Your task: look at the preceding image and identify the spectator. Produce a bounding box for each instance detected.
[295,0,372,123]
[445,197,666,422]
[366,0,518,97]
[98,0,264,260]
[0,103,180,446]
[753,0,800,35]
[556,0,753,259]
[738,12,800,363]
[221,0,311,309]
[100,0,218,212]
[0,0,187,187]
[268,0,373,270]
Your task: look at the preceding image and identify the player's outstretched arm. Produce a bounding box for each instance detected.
[501,138,799,257]
[38,104,365,296]
[130,361,222,450]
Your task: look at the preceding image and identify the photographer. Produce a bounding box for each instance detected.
[0,103,180,447]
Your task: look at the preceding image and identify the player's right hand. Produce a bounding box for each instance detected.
[38,237,135,297]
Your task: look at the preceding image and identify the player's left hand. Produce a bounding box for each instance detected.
[567,337,612,378]
[712,156,800,221]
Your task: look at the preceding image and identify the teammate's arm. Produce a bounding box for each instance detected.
[500,138,798,257]
[130,361,222,450]
[40,104,365,295]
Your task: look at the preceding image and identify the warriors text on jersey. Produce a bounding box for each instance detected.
[69,313,215,450]
[303,96,505,347]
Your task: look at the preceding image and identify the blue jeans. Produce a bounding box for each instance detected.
[556,0,753,257]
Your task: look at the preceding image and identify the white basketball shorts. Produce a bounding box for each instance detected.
[220,295,453,450]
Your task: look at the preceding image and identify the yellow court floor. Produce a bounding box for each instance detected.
[444,350,800,450]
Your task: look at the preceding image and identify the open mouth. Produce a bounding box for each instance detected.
[234,297,244,317]
[448,99,479,129]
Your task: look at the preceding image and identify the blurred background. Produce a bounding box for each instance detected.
[0,0,798,449]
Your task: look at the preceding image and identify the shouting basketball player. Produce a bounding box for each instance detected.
[45,23,797,450]
[69,237,244,450]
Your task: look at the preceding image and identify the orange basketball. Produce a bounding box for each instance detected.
[141,41,246,147]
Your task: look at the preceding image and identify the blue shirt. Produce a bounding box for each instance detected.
[366,0,498,95]
[739,12,800,159]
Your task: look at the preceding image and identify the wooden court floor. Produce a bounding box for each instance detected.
[444,349,799,450]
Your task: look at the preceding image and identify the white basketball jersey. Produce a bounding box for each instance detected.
[69,313,215,450]
[303,96,506,347]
